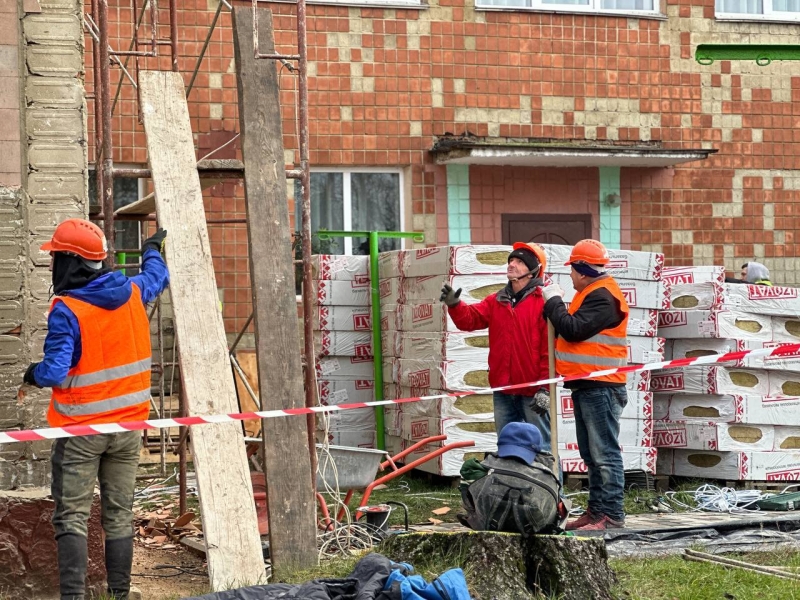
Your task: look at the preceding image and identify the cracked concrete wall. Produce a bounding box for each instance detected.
[0,0,87,491]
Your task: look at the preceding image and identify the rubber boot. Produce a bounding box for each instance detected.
[105,536,135,600]
[57,533,87,600]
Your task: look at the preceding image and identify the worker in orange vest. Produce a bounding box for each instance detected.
[23,218,169,600]
[542,239,629,531]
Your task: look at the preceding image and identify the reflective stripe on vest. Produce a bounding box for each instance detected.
[60,357,152,389]
[53,388,152,417]
[47,282,152,427]
[555,276,629,385]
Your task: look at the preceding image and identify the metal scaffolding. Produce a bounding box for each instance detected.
[85,0,317,511]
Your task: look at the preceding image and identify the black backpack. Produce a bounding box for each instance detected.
[462,453,560,536]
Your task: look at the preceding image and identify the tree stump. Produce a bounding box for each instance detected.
[380,531,615,600]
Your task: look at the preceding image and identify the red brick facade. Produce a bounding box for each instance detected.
[88,0,800,331]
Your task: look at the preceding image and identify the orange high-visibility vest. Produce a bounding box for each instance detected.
[555,277,629,385]
[47,283,152,427]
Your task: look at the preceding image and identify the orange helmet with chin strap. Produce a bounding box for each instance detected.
[511,242,547,276]
[564,239,609,267]
[41,218,108,261]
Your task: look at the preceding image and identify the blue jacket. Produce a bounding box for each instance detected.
[33,249,170,387]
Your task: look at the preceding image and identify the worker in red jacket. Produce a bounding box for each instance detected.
[23,219,169,600]
[440,243,552,450]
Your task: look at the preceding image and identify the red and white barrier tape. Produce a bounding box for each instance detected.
[3,342,800,445]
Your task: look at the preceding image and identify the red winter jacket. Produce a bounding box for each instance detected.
[447,283,549,396]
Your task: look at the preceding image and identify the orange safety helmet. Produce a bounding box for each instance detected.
[511,242,547,275]
[564,239,609,267]
[41,218,108,261]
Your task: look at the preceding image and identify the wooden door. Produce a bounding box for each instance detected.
[501,214,592,245]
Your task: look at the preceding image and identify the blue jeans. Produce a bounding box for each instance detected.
[493,392,552,453]
[572,385,627,522]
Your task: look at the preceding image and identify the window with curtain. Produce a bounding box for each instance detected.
[296,169,403,256]
[475,0,657,12]
[717,0,800,17]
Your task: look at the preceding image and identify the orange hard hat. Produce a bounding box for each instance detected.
[41,218,108,261]
[511,242,547,274]
[565,239,609,267]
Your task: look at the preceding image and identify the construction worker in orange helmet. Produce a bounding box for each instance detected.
[24,218,170,600]
[440,242,554,452]
[542,239,629,532]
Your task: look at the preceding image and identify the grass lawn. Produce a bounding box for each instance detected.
[613,549,800,600]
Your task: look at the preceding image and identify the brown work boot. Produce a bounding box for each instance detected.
[565,509,596,530]
[575,513,625,531]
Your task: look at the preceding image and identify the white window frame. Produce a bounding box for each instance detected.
[309,167,405,256]
[474,0,663,18]
[716,0,800,21]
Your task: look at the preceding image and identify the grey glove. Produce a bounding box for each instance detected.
[440,284,462,307]
[532,388,550,416]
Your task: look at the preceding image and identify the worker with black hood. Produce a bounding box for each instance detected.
[23,218,169,600]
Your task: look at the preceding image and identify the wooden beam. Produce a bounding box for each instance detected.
[232,6,318,572]
[113,160,246,217]
[138,70,265,590]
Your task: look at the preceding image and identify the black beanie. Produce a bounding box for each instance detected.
[508,248,540,274]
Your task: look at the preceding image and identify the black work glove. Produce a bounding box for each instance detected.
[440,284,462,307]
[531,388,550,416]
[23,362,41,387]
[142,228,167,254]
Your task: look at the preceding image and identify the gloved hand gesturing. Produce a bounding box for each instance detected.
[532,388,550,416]
[542,283,565,302]
[142,228,167,254]
[440,284,462,307]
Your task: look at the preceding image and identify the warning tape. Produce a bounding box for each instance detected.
[3,342,800,445]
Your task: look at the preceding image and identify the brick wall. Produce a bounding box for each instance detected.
[93,0,800,311]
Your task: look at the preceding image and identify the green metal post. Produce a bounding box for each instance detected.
[317,230,424,450]
[368,231,385,449]
[116,251,126,275]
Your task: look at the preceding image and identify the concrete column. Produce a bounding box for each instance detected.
[446,164,471,244]
[0,0,87,490]
[598,166,621,249]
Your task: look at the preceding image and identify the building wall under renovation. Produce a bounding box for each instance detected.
[0,0,88,490]
[91,0,800,335]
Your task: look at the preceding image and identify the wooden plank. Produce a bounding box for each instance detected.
[139,70,265,590]
[114,159,245,216]
[232,6,318,572]
[233,350,262,438]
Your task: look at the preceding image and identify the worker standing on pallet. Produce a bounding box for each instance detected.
[22,219,169,600]
[440,243,553,450]
[542,239,629,531]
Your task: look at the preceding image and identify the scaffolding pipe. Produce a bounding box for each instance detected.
[295,0,319,490]
[98,0,116,265]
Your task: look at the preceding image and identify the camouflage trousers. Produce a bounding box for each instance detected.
[51,430,141,540]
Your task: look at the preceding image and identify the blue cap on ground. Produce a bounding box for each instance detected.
[496,422,542,466]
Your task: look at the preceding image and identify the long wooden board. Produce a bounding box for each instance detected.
[114,159,245,216]
[232,6,318,571]
[139,71,265,589]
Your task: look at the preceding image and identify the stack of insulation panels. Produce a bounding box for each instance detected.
[311,255,377,448]
[378,244,665,477]
[379,245,509,475]
[542,244,666,476]
[654,266,800,482]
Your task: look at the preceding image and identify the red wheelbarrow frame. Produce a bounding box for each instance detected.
[315,435,476,530]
